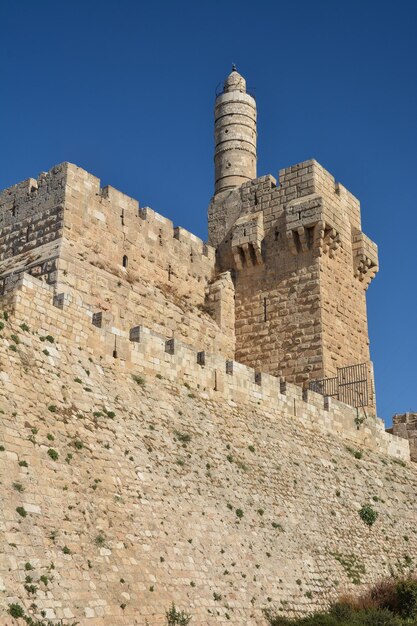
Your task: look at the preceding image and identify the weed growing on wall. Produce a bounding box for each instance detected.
[359,504,378,527]
[265,576,417,625]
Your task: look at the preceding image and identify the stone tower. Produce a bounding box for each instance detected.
[209,67,379,410]
[214,65,257,195]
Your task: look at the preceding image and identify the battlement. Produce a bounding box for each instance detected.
[0,163,212,259]
[0,165,66,224]
[279,160,360,215]
[391,413,417,462]
[210,160,366,256]
[1,272,409,463]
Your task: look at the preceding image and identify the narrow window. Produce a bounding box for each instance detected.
[168,264,172,281]
[120,209,125,226]
[92,312,102,328]
[263,297,267,322]
[122,255,128,268]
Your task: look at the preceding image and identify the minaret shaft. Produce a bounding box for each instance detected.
[214,68,257,194]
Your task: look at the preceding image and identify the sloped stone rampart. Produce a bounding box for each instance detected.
[0,274,415,626]
[1,273,408,462]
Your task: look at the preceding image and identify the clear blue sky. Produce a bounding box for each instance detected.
[1,0,416,425]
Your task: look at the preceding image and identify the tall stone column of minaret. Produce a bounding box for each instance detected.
[214,65,257,194]
[208,67,257,247]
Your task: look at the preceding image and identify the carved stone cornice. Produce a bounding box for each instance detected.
[352,231,378,288]
[285,196,341,258]
[231,212,263,269]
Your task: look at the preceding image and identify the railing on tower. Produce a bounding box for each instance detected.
[309,363,369,409]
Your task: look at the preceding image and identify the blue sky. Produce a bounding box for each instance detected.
[1,0,416,424]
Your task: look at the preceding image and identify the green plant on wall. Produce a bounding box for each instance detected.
[166,603,191,625]
[359,504,378,527]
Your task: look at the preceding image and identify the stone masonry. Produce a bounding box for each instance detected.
[0,163,235,362]
[0,67,414,625]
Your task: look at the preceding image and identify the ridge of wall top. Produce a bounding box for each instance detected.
[0,162,214,258]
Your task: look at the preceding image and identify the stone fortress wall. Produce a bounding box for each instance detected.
[0,154,378,410]
[0,66,415,625]
[0,270,416,626]
[0,155,408,456]
[0,68,380,414]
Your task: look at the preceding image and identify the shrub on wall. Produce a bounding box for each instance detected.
[265,576,417,625]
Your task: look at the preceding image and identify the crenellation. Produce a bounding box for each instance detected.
[137,205,174,234]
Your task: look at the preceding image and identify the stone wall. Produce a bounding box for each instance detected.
[0,163,235,359]
[0,274,416,626]
[304,163,376,402]
[211,173,325,386]
[1,273,404,460]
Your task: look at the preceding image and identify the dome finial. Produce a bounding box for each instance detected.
[232,63,237,72]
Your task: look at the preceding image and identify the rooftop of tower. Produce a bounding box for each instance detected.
[223,65,247,93]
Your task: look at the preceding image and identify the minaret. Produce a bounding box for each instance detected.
[214,66,257,194]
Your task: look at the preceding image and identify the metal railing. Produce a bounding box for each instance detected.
[309,363,369,409]
[215,82,256,99]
